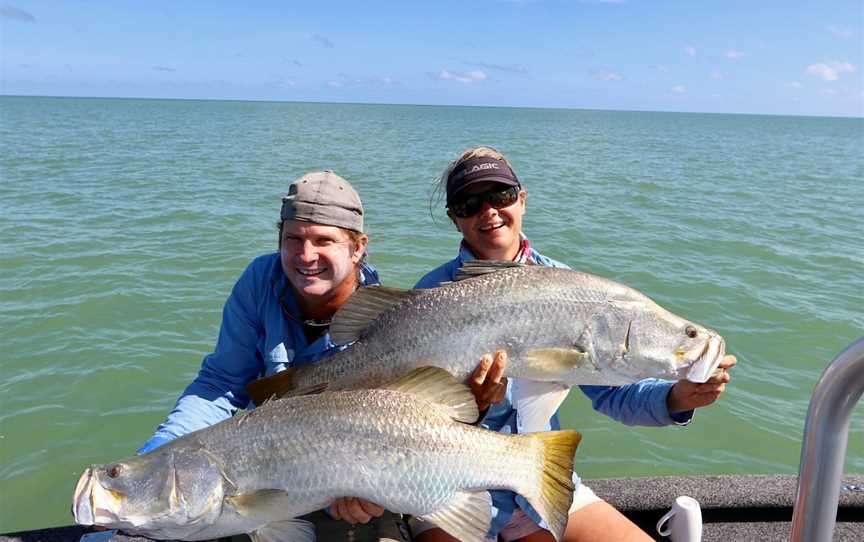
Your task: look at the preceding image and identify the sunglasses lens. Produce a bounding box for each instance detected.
[450,186,519,218]
[488,187,519,208]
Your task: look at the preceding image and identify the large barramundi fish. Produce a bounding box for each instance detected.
[73,367,581,542]
[248,262,726,430]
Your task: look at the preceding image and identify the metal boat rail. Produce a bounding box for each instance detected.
[791,336,864,542]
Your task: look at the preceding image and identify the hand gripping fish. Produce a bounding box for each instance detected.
[247,262,726,430]
[73,367,581,542]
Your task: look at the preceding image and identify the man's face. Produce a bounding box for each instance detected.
[279,220,366,304]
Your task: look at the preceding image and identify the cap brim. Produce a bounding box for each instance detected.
[448,177,520,202]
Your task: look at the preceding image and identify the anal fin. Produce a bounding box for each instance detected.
[250,519,315,542]
[418,490,492,542]
[513,379,571,433]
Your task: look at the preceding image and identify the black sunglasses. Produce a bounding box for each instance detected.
[449,186,520,219]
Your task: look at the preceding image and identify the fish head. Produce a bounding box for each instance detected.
[72,446,227,538]
[591,297,725,384]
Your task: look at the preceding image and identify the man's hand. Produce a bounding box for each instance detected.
[668,354,737,414]
[470,350,509,413]
[330,497,385,524]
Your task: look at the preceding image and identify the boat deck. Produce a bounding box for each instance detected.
[3,474,862,541]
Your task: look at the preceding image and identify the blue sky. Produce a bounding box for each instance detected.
[1,1,862,117]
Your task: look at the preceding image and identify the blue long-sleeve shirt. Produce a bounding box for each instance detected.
[139,252,380,454]
[414,241,692,537]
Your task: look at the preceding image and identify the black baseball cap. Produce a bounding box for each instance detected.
[446,156,520,206]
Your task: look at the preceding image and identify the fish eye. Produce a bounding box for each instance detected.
[685,325,698,339]
[107,464,123,478]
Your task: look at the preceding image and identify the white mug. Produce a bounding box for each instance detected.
[656,495,703,541]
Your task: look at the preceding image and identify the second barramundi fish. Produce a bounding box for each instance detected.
[74,367,580,542]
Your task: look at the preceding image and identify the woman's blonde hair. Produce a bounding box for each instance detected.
[431,145,518,214]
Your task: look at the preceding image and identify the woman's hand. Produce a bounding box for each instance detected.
[330,497,385,524]
[667,354,737,414]
[470,350,509,413]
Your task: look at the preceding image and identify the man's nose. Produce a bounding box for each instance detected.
[297,240,318,261]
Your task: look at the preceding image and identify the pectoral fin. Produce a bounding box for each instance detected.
[418,490,492,542]
[227,489,297,517]
[512,379,571,433]
[522,348,589,379]
[250,519,315,542]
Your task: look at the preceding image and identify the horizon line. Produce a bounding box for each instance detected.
[1,93,862,120]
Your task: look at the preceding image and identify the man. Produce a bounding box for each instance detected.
[138,170,404,538]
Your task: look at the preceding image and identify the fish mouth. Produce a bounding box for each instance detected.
[73,467,100,525]
[72,467,125,527]
[685,335,725,383]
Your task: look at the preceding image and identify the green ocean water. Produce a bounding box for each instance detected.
[1,96,862,532]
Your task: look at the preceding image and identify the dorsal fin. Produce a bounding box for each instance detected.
[454,260,526,281]
[329,286,418,344]
[380,366,479,424]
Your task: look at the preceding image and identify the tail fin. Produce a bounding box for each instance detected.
[522,430,581,541]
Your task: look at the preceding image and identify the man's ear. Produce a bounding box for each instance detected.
[351,234,369,263]
[446,210,461,232]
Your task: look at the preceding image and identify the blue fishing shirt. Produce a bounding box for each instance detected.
[138,252,380,454]
[414,241,693,537]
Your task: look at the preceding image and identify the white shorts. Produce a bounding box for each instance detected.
[490,483,600,542]
[409,483,600,541]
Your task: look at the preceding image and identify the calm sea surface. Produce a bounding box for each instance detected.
[1,96,862,532]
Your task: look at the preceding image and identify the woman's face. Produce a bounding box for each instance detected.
[279,220,367,304]
[448,181,527,261]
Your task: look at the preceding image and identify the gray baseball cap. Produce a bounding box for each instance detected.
[280,170,364,233]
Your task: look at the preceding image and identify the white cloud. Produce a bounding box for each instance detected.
[592,68,623,81]
[819,88,838,96]
[329,73,400,87]
[784,81,803,89]
[671,85,687,93]
[805,61,857,81]
[827,25,854,39]
[437,69,487,84]
[710,70,724,80]
[724,50,747,60]
[651,64,670,73]
[685,46,697,57]
[464,61,528,75]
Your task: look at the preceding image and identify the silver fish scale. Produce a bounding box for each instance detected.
[177,389,543,518]
[297,266,649,389]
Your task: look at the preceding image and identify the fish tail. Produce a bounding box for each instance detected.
[523,430,581,541]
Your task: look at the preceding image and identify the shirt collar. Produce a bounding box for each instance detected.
[458,234,536,264]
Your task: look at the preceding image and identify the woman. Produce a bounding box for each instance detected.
[413,147,737,542]
[137,170,401,537]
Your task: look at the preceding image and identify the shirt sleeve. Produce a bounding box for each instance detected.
[141,261,267,448]
[579,379,694,427]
